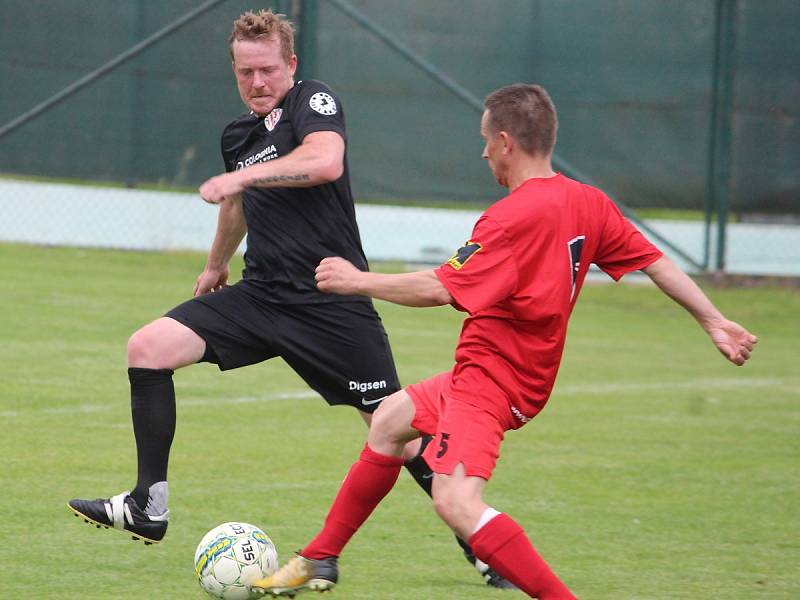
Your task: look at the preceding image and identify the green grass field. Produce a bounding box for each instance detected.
[1,242,798,599]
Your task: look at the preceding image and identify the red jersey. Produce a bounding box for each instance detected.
[435,174,662,428]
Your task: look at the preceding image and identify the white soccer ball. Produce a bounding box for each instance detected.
[194,522,279,600]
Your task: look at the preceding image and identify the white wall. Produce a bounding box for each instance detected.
[1,180,797,276]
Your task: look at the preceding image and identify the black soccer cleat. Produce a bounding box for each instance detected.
[67,491,169,544]
[464,549,519,590]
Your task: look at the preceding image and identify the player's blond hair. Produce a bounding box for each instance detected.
[228,10,295,64]
[484,84,558,157]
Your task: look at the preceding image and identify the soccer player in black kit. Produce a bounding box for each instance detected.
[67,9,514,590]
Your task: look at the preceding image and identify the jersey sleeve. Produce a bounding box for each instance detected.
[434,216,517,314]
[220,127,234,173]
[220,119,245,173]
[221,142,236,173]
[291,80,346,142]
[594,195,663,280]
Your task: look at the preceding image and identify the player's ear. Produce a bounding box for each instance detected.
[499,131,513,155]
[287,54,298,77]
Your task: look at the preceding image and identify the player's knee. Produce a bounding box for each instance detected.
[369,394,414,446]
[369,405,394,440]
[432,487,468,528]
[367,414,398,452]
[127,327,163,368]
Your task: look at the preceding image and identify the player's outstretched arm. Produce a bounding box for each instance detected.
[242,131,344,188]
[315,257,453,307]
[194,194,246,297]
[198,131,344,203]
[641,256,758,366]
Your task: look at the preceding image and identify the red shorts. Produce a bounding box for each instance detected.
[407,371,506,480]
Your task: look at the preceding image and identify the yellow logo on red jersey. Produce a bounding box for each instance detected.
[446,240,482,270]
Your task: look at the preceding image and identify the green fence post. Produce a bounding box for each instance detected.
[295,0,318,81]
[707,0,737,273]
[130,0,146,186]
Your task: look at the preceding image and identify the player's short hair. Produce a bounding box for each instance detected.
[484,84,558,157]
[228,10,295,64]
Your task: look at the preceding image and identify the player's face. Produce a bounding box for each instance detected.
[480,110,508,188]
[232,37,297,116]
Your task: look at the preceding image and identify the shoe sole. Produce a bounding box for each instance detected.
[252,579,336,597]
[66,503,161,545]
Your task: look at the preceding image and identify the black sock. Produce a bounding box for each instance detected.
[129,367,176,509]
[404,436,434,495]
[404,436,474,559]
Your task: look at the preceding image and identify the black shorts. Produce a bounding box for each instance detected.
[165,280,400,413]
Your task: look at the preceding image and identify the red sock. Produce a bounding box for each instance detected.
[302,444,404,559]
[468,513,576,599]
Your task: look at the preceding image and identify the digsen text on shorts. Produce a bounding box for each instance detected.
[349,380,388,393]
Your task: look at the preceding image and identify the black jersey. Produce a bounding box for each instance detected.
[221,80,367,303]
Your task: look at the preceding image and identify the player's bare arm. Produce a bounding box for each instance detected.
[194,194,246,296]
[315,257,454,307]
[642,256,758,365]
[198,131,344,203]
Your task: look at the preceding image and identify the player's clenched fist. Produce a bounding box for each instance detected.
[199,171,245,204]
[315,257,363,295]
[707,318,758,366]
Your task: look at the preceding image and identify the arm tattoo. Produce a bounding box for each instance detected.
[250,173,311,186]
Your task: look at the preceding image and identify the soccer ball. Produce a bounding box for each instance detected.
[194,522,279,600]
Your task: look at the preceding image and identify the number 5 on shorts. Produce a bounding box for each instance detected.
[436,433,451,458]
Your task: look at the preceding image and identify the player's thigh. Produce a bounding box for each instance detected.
[276,301,400,410]
[360,402,423,461]
[165,284,280,370]
[128,316,206,369]
[367,390,420,449]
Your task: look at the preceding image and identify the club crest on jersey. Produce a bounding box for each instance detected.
[264,108,283,132]
[446,240,482,270]
[309,92,337,115]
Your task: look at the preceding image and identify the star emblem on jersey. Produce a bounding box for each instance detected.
[264,108,283,132]
[447,241,482,270]
[309,92,337,115]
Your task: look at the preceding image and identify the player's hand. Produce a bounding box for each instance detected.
[707,318,758,366]
[315,257,362,295]
[194,267,229,296]
[199,172,245,204]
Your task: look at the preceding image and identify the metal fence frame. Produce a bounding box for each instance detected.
[0,0,748,273]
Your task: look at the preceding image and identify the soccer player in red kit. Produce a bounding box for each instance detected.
[252,84,758,598]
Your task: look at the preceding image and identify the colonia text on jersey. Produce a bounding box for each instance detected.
[236,144,278,170]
